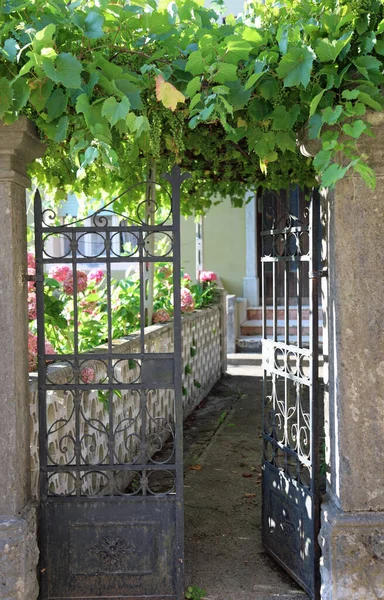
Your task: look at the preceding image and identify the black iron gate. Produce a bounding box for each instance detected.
[34,166,189,599]
[260,189,321,599]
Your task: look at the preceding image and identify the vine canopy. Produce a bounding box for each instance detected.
[0,0,383,214]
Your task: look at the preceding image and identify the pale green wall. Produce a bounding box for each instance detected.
[181,197,246,298]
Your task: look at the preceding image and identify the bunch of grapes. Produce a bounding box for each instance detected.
[168,113,185,156]
[149,110,162,159]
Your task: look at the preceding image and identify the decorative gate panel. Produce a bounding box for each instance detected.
[34,166,189,600]
[261,189,321,599]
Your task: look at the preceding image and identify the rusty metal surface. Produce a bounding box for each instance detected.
[35,166,189,599]
[260,188,321,599]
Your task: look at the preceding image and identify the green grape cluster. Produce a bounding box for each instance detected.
[168,113,186,156]
[149,111,163,159]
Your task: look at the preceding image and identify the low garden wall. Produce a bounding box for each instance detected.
[29,298,226,499]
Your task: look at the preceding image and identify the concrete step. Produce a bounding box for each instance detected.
[247,306,323,321]
[240,319,323,337]
[227,353,262,366]
[236,334,323,353]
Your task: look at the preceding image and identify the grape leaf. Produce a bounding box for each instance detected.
[276,46,315,88]
[2,38,18,62]
[244,71,265,91]
[185,50,205,76]
[321,163,349,188]
[342,120,367,139]
[11,78,30,111]
[315,33,352,63]
[46,87,68,121]
[353,55,382,79]
[309,90,325,117]
[222,38,252,65]
[271,104,300,130]
[212,62,238,83]
[101,96,130,126]
[84,11,104,39]
[322,105,342,125]
[276,131,296,152]
[0,78,12,118]
[42,53,83,89]
[155,75,185,111]
[186,76,201,97]
[32,23,56,53]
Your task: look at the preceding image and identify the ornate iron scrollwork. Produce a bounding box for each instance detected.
[88,535,134,567]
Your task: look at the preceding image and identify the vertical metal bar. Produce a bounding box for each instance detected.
[34,190,48,599]
[284,230,289,468]
[309,189,321,599]
[71,229,81,494]
[144,160,156,327]
[105,229,114,469]
[169,166,185,600]
[139,231,146,355]
[297,262,302,349]
[272,261,277,342]
[262,259,266,341]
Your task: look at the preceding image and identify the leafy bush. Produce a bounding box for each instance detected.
[27,256,218,370]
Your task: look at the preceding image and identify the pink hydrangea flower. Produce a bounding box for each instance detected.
[28,332,38,372]
[28,332,55,372]
[88,268,104,285]
[200,270,217,283]
[81,366,95,383]
[45,340,55,355]
[49,265,71,283]
[183,273,191,281]
[63,270,88,294]
[153,309,171,324]
[28,292,37,321]
[27,252,36,269]
[80,298,98,316]
[181,287,195,313]
[27,267,36,292]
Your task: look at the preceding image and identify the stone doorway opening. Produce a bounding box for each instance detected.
[184,359,307,600]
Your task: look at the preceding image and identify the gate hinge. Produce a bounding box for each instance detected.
[308,270,320,280]
[321,267,328,278]
[24,273,44,283]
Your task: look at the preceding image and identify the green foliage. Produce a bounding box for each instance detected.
[1,0,384,213]
[27,259,217,361]
[185,586,206,600]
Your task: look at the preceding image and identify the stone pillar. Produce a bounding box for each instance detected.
[218,288,228,373]
[319,113,384,599]
[243,193,260,307]
[226,294,236,354]
[0,117,45,599]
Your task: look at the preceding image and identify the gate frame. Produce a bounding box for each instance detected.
[34,165,189,600]
[260,188,322,599]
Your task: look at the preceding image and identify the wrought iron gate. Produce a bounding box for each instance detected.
[34,166,189,599]
[260,189,321,599]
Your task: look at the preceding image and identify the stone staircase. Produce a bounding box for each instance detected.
[237,306,323,353]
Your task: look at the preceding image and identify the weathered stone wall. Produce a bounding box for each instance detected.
[0,118,45,600]
[319,113,384,599]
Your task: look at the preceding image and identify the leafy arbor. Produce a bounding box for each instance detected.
[0,0,383,214]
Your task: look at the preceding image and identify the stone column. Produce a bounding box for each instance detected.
[0,117,45,599]
[319,113,384,599]
[243,193,260,307]
[218,287,228,373]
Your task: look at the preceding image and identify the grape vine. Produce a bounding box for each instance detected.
[0,0,383,214]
